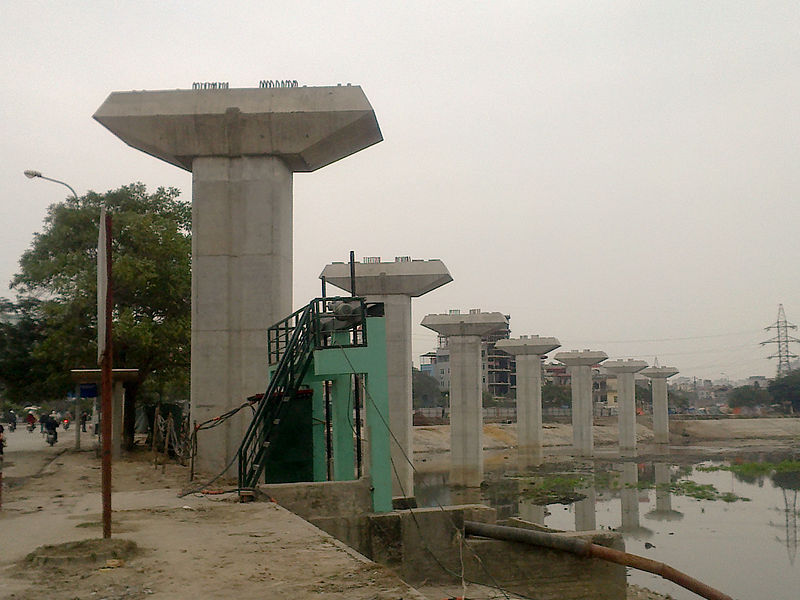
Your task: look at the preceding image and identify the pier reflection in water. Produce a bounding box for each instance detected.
[414,453,800,600]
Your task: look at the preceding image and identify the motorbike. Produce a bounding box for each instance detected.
[27,422,35,433]
[45,429,57,446]
[63,418,70,430]
[8,419,16,432]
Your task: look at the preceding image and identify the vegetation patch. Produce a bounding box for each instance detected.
[519,474,587,505]
[696,460,800,478]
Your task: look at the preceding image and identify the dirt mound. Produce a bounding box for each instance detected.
[25,537,137,566]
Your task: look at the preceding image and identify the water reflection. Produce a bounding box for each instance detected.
[413,453,800,600]
[645,462,683,522]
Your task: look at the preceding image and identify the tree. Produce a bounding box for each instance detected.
[412,367,443,408]
[667,389,691,413]
[768,369,800,412]
[542,382,570,408]
[728,384,772,409]
[8,183,191,446]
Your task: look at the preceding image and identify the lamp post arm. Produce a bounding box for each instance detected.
[37,175,79,200]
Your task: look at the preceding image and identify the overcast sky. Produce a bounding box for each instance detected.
[2,1,798,382]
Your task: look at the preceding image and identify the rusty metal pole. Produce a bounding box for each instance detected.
[464,521,733,600]
[100,213,113,539]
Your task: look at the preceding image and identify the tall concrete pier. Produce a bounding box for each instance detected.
[554,350,607,456]
[320,258,452,497]
[495,335,560,466]
[94,87,382,473]
[640,365,679,445]
[421,310,508,487]
[604,359,648,453]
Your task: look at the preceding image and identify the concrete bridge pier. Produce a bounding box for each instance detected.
[641,365,679,445]
[604,360,648,454]
[321,258,452,498]
[554,351,608,457]
[422,310,508,487]
[94,86,382,474]
[495,335,560,468]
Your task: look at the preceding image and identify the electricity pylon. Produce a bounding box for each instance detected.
[761,304,799,377]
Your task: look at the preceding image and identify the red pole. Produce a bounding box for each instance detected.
[101,213,113,539]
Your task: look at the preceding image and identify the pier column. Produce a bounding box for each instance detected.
[422,310,508,487]
[94,87,382,474]
[604,360,648,453]
[321,258,452,498]
[641,366,679,445]
[554,351,608,457]
[495,335,560,467]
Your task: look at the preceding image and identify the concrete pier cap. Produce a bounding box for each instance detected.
[93,86,383,171]
[495,335,561,356]
[320,257,452,297]
[420,309,508,338]
[320,257,452,498]
[93,85,383,476]
[603,359,649,374]
[554,350,608,367]
[640,366,679,379]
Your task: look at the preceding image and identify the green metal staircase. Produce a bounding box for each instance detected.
[237,297,367,490]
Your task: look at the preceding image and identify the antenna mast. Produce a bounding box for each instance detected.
[761,304,800,377]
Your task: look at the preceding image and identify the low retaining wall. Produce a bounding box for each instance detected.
[258,480,625,600]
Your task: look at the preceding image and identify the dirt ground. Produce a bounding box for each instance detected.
[0,437,426,600]
[4,417,791,600]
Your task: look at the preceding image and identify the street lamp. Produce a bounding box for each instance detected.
[23,169,79,200]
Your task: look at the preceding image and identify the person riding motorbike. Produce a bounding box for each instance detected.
[44,414,58,444]
[26,412,36,432]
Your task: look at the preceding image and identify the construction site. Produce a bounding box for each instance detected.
[2,84,799,600]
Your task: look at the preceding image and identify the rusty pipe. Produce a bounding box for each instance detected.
[464,521,732,600]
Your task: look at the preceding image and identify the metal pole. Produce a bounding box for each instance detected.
[324,381,333,480]
[464,521,733,600]
[74,384,81,451]
[100,213,113,539]
[349,250,356,297]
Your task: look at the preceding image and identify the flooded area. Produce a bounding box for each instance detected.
[415,450,800,600]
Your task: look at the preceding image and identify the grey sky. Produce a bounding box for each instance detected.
[2,1,798,381]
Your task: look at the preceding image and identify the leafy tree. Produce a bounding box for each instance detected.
[0,297,55,405]
[728,384,772,409]
[768,369,800,412]
[412,367,443,408]
[668,388,691,413]
[635,382,652,409]
[542,382,570,408]
[8,183,191,446]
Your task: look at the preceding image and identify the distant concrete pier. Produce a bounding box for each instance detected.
[495,335,560,467]
[422,310,508,487]
[554,350,608,457]
[604,359,648,453]
[641,365,679,445]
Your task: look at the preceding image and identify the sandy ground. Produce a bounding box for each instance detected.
[3,417,790,599]
[0,432,426,600]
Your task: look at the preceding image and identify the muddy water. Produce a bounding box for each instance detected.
[415,454,800,600]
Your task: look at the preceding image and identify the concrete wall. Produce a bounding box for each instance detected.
[258,482,626,600]
[368,507,626,600]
